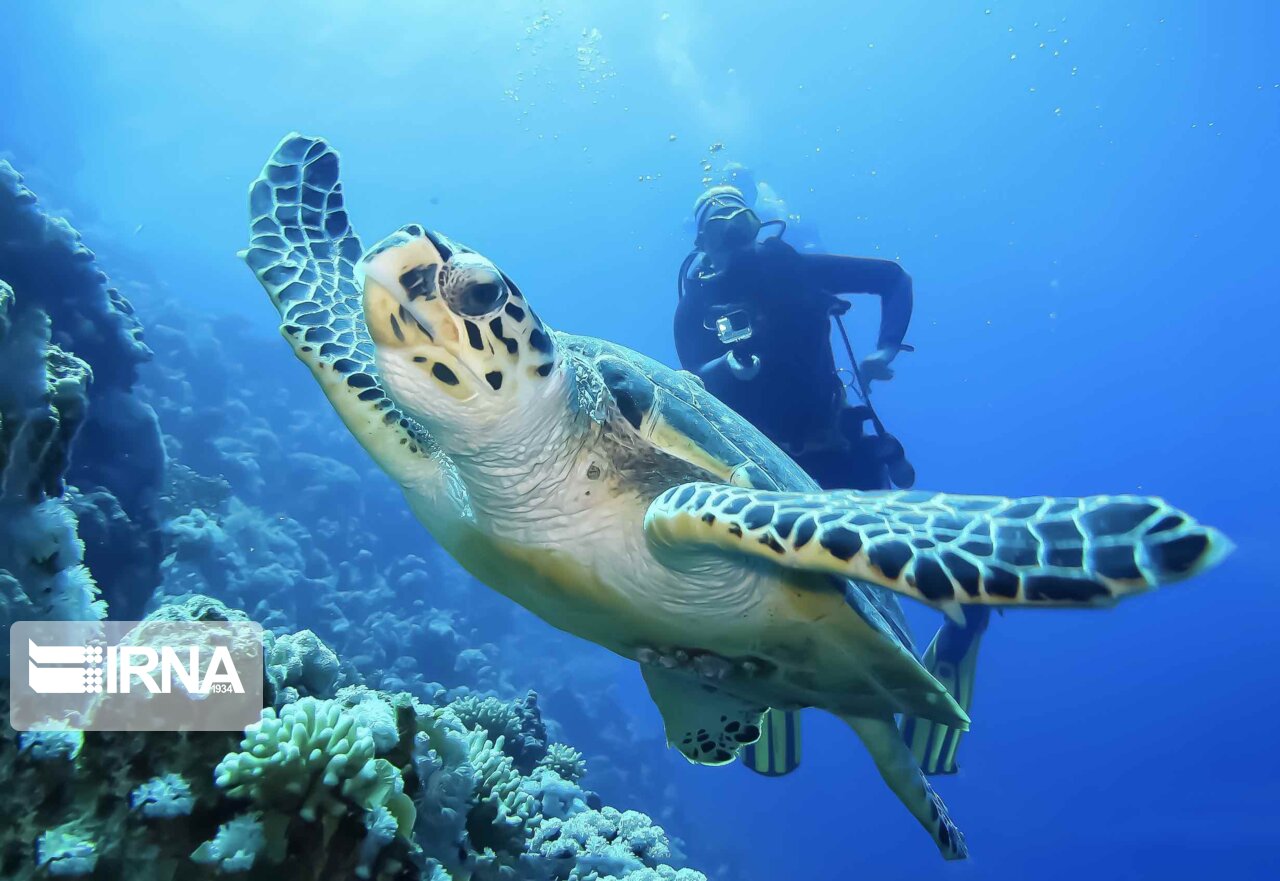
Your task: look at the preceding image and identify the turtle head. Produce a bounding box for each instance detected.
[360,226,561,440]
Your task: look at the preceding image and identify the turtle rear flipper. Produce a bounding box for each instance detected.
[241,134,459,501]
[645,483,1232,610]
[846,715,969,860]
[640,664,768,767]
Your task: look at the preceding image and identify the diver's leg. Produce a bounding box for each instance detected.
[835,407,892,490]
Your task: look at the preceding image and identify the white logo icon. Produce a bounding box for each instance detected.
[27,641,105,694]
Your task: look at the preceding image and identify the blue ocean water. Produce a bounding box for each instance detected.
[2,2,1277,879]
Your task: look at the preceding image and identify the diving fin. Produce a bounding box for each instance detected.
[741,709,802,777]
[902,607,991,775]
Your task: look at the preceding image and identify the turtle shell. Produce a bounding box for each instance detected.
[558,332,915,653]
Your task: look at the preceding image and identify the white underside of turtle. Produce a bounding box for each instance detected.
[242,134,1233,862]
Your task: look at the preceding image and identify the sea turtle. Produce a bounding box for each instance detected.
[242,134,1231,860]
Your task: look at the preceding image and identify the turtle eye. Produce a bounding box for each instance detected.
[441,253,509,318]
[458,279,507,317]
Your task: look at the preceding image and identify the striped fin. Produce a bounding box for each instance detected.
[741,709,802,777]
[646,483,1232,611]
[902,607,990,775]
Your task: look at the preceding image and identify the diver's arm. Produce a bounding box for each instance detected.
[674,278,761,382]
[697,350,760,381]
[802,253,913,355]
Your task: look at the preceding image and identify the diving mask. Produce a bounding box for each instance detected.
[696,195,762,253]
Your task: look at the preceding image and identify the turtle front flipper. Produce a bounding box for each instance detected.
[241,134,459,504]
[645,483,1232,610]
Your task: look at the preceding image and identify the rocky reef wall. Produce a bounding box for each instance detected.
[0,162,165,621]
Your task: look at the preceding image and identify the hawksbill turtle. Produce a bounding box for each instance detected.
[242,134,1231,860]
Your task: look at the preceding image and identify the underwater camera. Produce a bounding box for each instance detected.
[711,308,753,345]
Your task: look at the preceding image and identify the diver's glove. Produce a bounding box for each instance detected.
[727,351,761,380]
[858,348,897,384]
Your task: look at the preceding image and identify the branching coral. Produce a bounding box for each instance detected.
[450,690,549,775]
[410,703,541,879]
[538,743,588,785]
[463,728,538,855]
[214,697,416,834]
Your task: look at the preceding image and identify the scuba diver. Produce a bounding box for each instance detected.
[675,179,988,780]
[675,182,916,491]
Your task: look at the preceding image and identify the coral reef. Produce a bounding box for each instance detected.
[0,601,707,881]
[0,164,150,384]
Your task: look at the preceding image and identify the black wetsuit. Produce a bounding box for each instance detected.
[675,235,913,490]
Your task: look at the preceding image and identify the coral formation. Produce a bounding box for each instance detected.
[214,697,415,832]
[19,726,84,762]
[130,772,195,819]
[450,691,550,774]
[190,812,267,872]
[35,822,98,877]
[531,806,708,881]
